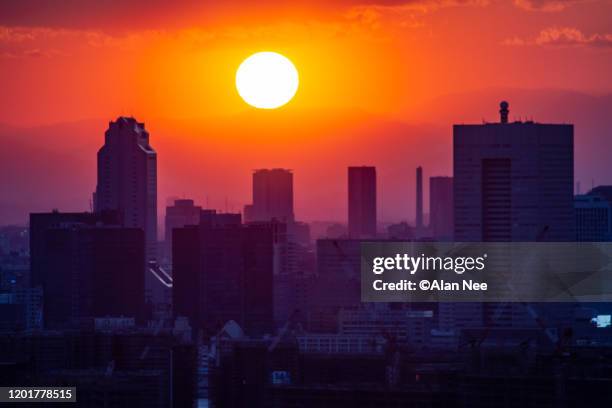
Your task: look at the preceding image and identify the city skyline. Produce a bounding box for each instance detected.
[2,1,612,226]
[2,2,612,407]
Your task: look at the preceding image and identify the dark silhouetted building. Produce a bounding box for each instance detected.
[30,211,119,289]
[454,102,574,242]
[244,169,294,223]
[0,329,197,408]
[94,117,157,302]
[30,212,145,329]
[387,222,414,240]
[416,166,424,233]
[173,211,274,336]
[164,199,201,263]
[308,239,362,332]
[430,176,454,240]
[0,287,42,332]
[348,166,376,238]
[451,101,575,331]
[575,186,612,241]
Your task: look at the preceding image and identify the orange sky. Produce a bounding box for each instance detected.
[1,0,611,125]
[0,0,611,226]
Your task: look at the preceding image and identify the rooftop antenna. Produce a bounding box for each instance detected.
[499,101,509,124]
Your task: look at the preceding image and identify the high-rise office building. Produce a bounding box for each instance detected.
[454,102,574,242]
[94,117,157,300]
[348,166,377,238]
[242,169,312,328]
[164,199,201,264]
[244,169,294,223]
[29,211,120,315]
[429,176,454,240]
[416,166,424,233]
[30,213,145,328]
[173,211,274,336]
[575,186,612,241]
[449,101,574,330]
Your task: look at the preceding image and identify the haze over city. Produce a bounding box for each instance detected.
[3,2,612,407]
[1,0,612,226]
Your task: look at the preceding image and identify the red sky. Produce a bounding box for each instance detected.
[0,0,611,228]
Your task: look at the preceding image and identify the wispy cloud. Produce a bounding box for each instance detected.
[0,48,67,58]
[504,26,612,48]
[513,0,593,12]
[343,0,488,34]
[0,26,170,59]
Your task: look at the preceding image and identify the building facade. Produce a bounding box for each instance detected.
[173,211,274,337]
[454,103,574,242]
[30,215,145,328]
[164,199,201,264]
[575,186,612,241]
[94,117,157,301]
[244,168,294,223]
[348,166,377,238]
[430,176,454,240]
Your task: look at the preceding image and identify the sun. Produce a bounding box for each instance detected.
[236,52,299,109]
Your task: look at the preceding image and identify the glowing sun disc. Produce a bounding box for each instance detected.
[236,52,299,109]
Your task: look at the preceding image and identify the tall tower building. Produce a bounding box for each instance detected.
[429,176,454,240]
[416,166,424,233]
[348,166,377,238]
[244,169,294,223]
[447,101,574,331]
[454,101,574,242]
[94,117,157,299]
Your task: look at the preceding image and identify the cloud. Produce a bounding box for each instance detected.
[347,0,488,15]
[0,0,488,59]
[504,27,612,48]
[536,27,612,47]
[0,0,491,30]
[0,25,166,59]
[0,48,66,58]
[0,0,213,30]
[513,0,591,12]
[343,0,488,33]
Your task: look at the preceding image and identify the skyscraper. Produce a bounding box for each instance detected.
[30,213,145,328]
[450,101,575,330]
[416,166,424,233]
[94,117,157,300]
[429,176,454,240]
[164,199,201,264]
[29,210,120,303]
[454,102,574,242]
[173,211,274,336]
[348,166,377,238]
[244,169,294,223]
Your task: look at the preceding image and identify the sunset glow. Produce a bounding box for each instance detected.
[0,1,611,224]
